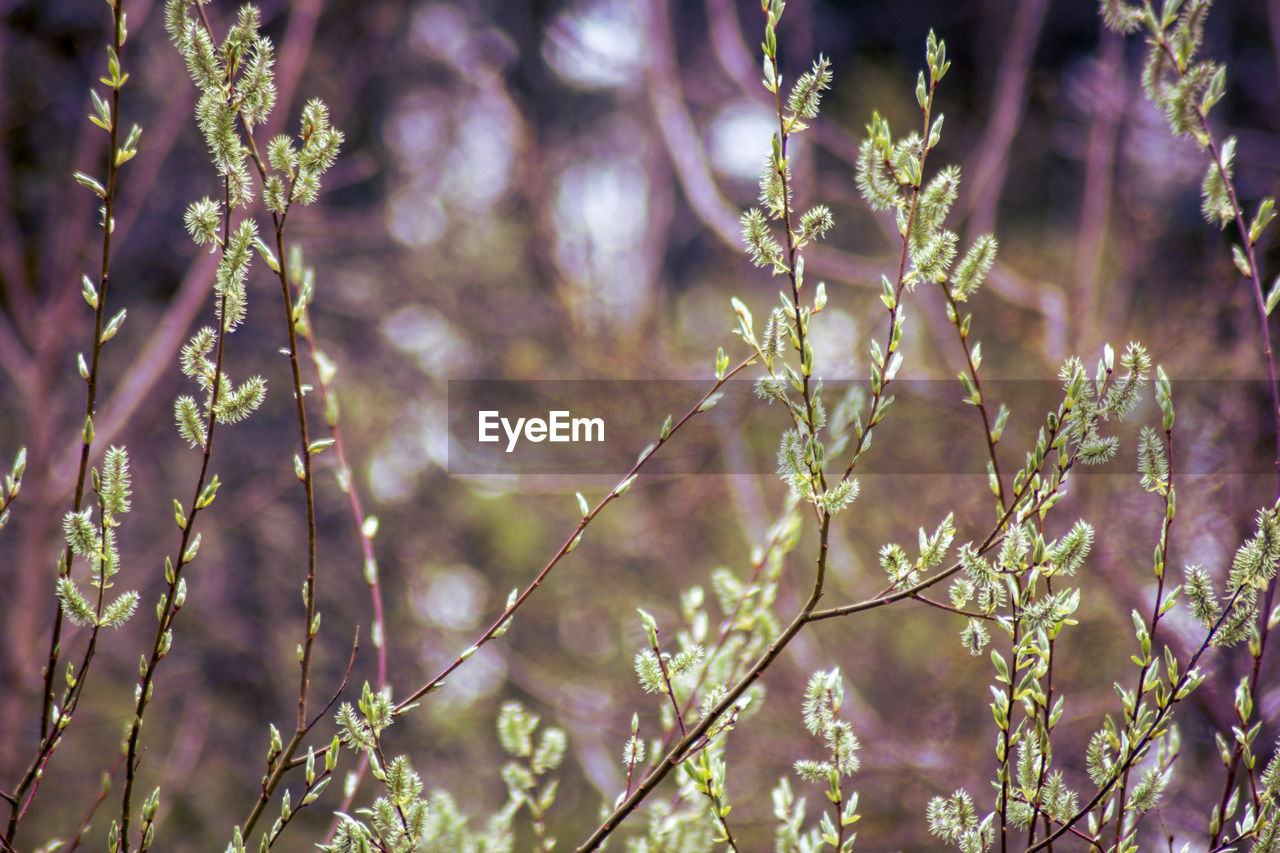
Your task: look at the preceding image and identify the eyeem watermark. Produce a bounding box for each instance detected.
[449,379,1275,475]
[478,410,605,452]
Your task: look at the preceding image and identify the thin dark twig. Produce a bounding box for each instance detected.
[581,4,846,845]
[183,4,337,837]
[118,181,236,853]
[67,754,125,853]
[1141,21,1280,837]
[939,286,1007,511]
[308,629,359,732]
[996,570,1026,853]
[660,512,793,757]
[841,74,939,486]
[577,520,833,852]
[5,0,132,841]
[813,400,1074,624]
[652,635,688,739]
[297,307,386,827]
[396,355,756,713]
[911,593,996,621]
[298,359,758,822]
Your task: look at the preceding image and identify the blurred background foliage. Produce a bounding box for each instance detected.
[2,0,1279,849]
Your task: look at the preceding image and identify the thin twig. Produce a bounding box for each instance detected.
[840,74,939,485]
[580,5,843,845]
[118,181,237,853]
[1112,427,1175,848]
[939,287,1008,511]
[1027,585,1251,853]
[396,355,756,713]
[4,0,132,841]
[67,754,125,853]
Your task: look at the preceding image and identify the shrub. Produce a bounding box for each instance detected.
[1,0,1277,851]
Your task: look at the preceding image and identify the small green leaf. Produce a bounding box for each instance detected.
[11,447,26,483]
[991,650,1010,684]
[73,171,106,197]
[89,88,112,131]
[301,776,330,805]
[196,475,220,509]
[1250,197,1275,244]
[637,608,659,647]
[927,114,944,148]
[100,308,127,343]
[731,297,754,339]
[314,350,337,385]
[1231,245,1252,278]
[1201,64,1227,112]
[1265,277,1280,316]
[254,237,280,273]
[880,275,896,310]
[614,473,638,496]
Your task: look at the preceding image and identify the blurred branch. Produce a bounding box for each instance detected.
[272,0,322,131]
[987,263,1068,361]
[1071,31,1125,348]
[110,79,192,253]
[645,0,913,297]
[643,0,741,246]
[961,0,1049,237]
[1271,0,1280,97]
[706,0,758,95]
[0,314,31,397]
[150,697,210,841]
[0,24,33,387]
